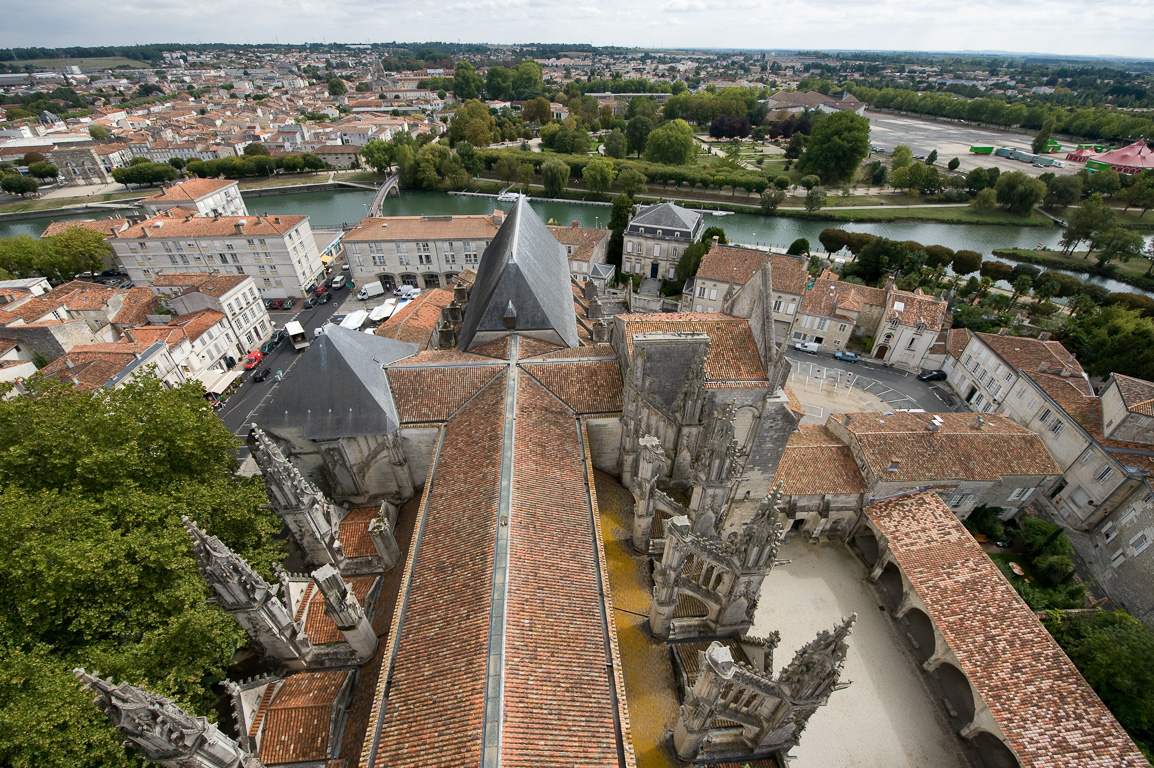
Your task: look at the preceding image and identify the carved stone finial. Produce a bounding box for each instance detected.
[310,564,377,660]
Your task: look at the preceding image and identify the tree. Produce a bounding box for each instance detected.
[455,141,483,177]
[994,171,1046,214]
[1091,226,1144,266]
[618,168,647,197]
[675,240,710,284]
[0,235,50,278]
[452,62,484,101]
[0,376,283,768]
[603,129,628,160]
[517,162,534,192]
[1088,167,1121,198]
[1062,194,1115,253]
[541,156,570,197]
[855,238,907,283]
[21,152,45,166]
[1031,117,1056,155]
[511,61,544,100]
[1043,175,1082,211]
[327,77,346,96]
[891,144,912,170]
[1011,274,1034,307]
[606,194,635,267]
[361,138,395,174]
[242,142,270,156]
[1122,174,1154,217]
[1067,305,1154,381]
[819,228,849,254]
[0,175,38,196]
[521,96,550,125]
[644,120,696,165]
[626,116,654,158]
[947,157,961,171]
[796,111,870,183]
[952,249,983,275]
[46,227,113,280]
[773,175,791,191]
[27,162,58,180]
[494,155,520,186]
[804,189,827,212]
[783,133,806,160]
[786,238,810,256]
[87,125,111,141]
[759,187,786,213]
[485,66,513,100]
[582,158,617,193]
[448,99,497,148]
[926,149,938,166]
[799,175,821,191]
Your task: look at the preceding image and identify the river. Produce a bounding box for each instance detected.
[4,188,1149,294]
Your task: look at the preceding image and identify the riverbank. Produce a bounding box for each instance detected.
[992,247,1154,293]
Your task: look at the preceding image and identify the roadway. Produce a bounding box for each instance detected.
[218,286,356,448]
[784,349,957,413]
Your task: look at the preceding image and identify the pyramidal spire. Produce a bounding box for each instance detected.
[74,668,263,768]
[777,613,857,702]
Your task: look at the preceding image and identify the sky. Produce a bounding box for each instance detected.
[3,0,1154,60]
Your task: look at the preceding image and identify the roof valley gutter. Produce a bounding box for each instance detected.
[482,334,519,768]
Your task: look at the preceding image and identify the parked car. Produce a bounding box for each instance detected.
[917,369,948,382]
[274,298,294,310]
[260,339,278,355]
[320,292,332,304]
[794,341,821,354]
[263,298,275,309]
[101,269,120,277]
[833,350,859,363]
[271,329,287,346]
[330,276,344,290]
[315,285,329,297]
[304,296,318,309]
[244,351,263,370]
[251,367,272,382]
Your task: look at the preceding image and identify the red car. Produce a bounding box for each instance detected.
[315,285,329,297]
[244,351,263,370]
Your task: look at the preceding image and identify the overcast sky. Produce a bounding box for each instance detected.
[4,0,1153,60]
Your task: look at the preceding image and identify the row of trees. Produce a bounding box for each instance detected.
[0,227,112,282]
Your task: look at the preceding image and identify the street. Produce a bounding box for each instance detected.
[218,286,356,445]
[784,349,956,413]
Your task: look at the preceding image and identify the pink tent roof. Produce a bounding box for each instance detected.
[1064,148,1098,162]
[1087,139,1154,173]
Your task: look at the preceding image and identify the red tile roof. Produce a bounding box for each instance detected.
[975,331,1083,376]
[386,365,503,423]
[521,359,623,414]
[374,289,452,351]
[695,245,769,286]
[303,576,376,644]
[338,506,384,559]
[259,670,351,765]
[775,426,867,495]
[618,313,768,386]
[866,491,1147,768]
[142,178,237,202]
[1113,373,1154,417]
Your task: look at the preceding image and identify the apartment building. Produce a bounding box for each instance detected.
[111,212,325,299]
[681,245,808,341]
[140,178,248,218]
[622,202,703,282]
[871,287,948,368]
[147,273,271,354]
[548,223,609,283]
[342,213,503,291]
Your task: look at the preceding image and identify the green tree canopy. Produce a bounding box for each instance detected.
[0,174,38,196]
[1043,174,1082,211]
[675,240,710,284]
[626,116,654,157]
[643,119,696,165]
[540,156,570,197]
[994,171,1046,214]
[0,376,283,768]
[582,158,617,193]
[759,187,786,213]
[27,161,57,180]
[819,228,850,254]
[448,99,496,148]
[242,142,270,156]
[603,129,628,160]
[1031,117,1057,155]
[361,138,394,174]
[452,62,484,101]
[617,167,647,197]
[87,125,111,141]
[797,111,870,183]
[327,77,346,96]
[952,249,983,275]
[804,188,828,212]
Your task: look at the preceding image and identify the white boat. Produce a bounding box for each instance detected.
[497,191,524,203]
[707,210,734,216]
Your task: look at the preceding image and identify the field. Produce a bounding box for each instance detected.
[8,57,147,71]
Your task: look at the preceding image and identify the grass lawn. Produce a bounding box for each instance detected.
[798,205,1056,226]
[235,173,331,190]
[11,56,147,71]
[1110,208,1154,231]
[0,189,144,215]
[993,247,1154,284]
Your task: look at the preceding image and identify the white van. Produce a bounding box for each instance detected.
[394,285,421,300]
[794,341,821,354]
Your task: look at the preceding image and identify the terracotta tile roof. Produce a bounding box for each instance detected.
[836,411,1059,482]
[501,374,619,766]
[388,349,492,366]
[125,325,186,346]
[774,426,867,495]
[303,576,376,644]
[547,224,607,262]
[515,336,562,358]
[386,365,503,423]
[471,336,510,359]
[526,343,616,361]
[116,212,305,239]
[40,217,131,238]
[342,214,499,242]
[1101,440,1154,475]
[374,289,452,351]
[521,359,623,414]
[168,308,227,341]
[336,506,382,559]
[884,289,947,330]
[142,178,237,202]
[866,490,1147,768]
[784,383,806,418]
[39,353,127,390]
[1027,372,1102,437]
[258,670,352,764]
[372,372,506,766]
[0,297,63,323]
[618,313,768,386]
[975,331,1083,376]
[150,272,249,297]
[695,245,769,286]
[41,280,117,311]
[947,327,972,358]
[765,253,810,295]
[112,287,158,325]
[1113,373,1154,417]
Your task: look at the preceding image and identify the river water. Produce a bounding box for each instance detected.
[5,188,1148,294]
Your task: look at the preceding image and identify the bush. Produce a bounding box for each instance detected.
[787,238,810,256]
[965,504,1005,541]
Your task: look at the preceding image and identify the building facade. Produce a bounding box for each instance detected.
[622,202,704,282]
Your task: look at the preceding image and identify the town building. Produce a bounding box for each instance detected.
[548,222,610,282]
[147,273,271,355]
[140,178,248,218]
[111,212,325,299]
[622,202,704,281]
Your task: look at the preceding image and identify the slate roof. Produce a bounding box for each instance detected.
[866,490,1147,768]
[457,197,579,350]
[261,326,417,440]
[836,411,1059,482]
[625,201,702,235]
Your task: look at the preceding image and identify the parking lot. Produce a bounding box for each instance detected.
[866,110,1081,179]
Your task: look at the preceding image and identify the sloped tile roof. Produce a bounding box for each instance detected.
[386,364,503,423]
[866,490,1147,768]
[774,425,867,495]
[884,289,947,330]
[521,359,623,414]
[343,214,499,242]
[839,411,1059,482]
[303,576,376,644]
[526,343,616,361]
[1113,373,1154,417]
[374,289,452,351]
[1027,372,1102,437]
[618,313,769,386]
[112,287,157,325]
[142,178,237,202]
[258,670,351,765]
[548,224,607,262]
[976,332,1083,376]
[117,212,305,240]
[336,506,383,559]
[695,245,769,285]
[40,217,131,238]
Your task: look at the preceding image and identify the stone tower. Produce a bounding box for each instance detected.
[74,669,263,768]
[311,564,378,661]
[251,427,347,569]
[183,517,312,670]
[689,400,748,534]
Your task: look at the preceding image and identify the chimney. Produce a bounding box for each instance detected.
[213,214,220,222]
[234,223,245,235]
[973,415,985,430]
[493,210,504,226]
[571,220,579,229]
[256,215,264,225]
[273,216,280,224]
[1037,362,1049,373]
[1038,331,1051,341]
[446,299,464,324]
[592,320,610,344]
[998,327,1008,335]
[587,295,602,320]
[712,235,720,246]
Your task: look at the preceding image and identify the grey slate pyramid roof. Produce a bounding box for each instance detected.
[626,201,702,234]
[261,325,418,440]
[457,196,579,350]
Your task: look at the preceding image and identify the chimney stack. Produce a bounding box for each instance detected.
[571,220,579,229]
[1038,331,1051,341]
[453,283,468,305]
[592,320,609,344]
